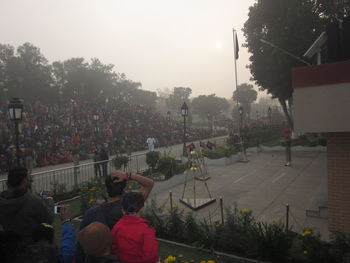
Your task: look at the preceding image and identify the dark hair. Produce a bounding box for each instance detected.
[122,192,144,214]
[105,176,127,197]
[7,167,28,188]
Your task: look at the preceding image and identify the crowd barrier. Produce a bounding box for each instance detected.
[0,136,227,193]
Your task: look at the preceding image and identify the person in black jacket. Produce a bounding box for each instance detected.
[0,167,54,244]
[99,148,109,177]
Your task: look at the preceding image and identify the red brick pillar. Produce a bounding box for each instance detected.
[327,132,350,233]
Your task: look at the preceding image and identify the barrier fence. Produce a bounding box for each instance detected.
[0,136,227,193]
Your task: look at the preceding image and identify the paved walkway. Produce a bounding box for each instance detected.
[149,151,329,239]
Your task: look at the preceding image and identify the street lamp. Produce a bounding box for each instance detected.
[167,111,172,146]
[238,106,243,134]
[207,113,213,137]
[268,106,272,126]
[167,111,171,123]
[93,113,99,144]
[238,106,247,158]
[181,102,188,156]
[8,98,23,167]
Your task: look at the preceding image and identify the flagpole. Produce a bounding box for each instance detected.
[233,28,248,162]
[233,28,239,108]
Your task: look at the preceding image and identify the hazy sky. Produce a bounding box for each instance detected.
[0,0,258,99]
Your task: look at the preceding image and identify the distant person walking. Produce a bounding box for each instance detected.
[146,137,156,152]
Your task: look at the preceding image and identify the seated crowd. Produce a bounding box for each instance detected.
[0,99,224,172]
[0,167,158,263]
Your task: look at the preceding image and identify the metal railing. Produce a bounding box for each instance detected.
[0,151,150,193]
[0,136,227,194]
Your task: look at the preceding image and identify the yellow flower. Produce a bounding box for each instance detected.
[164,255,176,263]
[207,261,216,263]
[89,186,97,191]
[172,205,178,209]
[304,250,308,254]
[300,230,312,237]
[88,198,96,204]
[241,208,251,214]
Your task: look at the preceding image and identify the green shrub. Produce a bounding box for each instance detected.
[202,146,237,159]
[143,199,167,237]
[183,212,201,244]
[249,222,293,261]
[331,232,350,263]
[165,207,184,241]
[146,151,161,170]
[158,156,176,176]
[289,227,336,263]
[113,155,129,170]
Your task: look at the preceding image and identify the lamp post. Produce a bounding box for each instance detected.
[268,106,272,126]
[8,98,24,167]
[93,113,99,144]
[181,102,188,156]
[238,106,247,159]
[167,111,171,146]
[238,106,243,136]
[207,113,211,137]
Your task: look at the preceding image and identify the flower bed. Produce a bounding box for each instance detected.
[144,201,350,263]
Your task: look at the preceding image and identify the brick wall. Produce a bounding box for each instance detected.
[327,132,350,233]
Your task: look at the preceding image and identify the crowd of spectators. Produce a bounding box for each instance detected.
[0,98,225,173]
[0,166,157,263]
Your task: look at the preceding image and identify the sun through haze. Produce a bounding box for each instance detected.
[0,0,256,99]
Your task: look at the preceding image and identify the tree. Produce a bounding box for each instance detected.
[232,83,257,121]
[166,87,192,112]
[314,0,350,19]
[243,0,325,128]
[191,94,229,120]
[0,43,54,102]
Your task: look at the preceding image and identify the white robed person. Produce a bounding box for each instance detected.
[146,137,156,152]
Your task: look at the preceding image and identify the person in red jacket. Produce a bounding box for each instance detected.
[111,192,159,263]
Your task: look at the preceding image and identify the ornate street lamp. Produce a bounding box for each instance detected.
[93,113,100,143]
[238,106,243,135]
[268,106,272,126]
[166,111,171,146]
[8,98,23,167]
[181,102,188,156]
[238,106,247,160]
[167,111,171,123]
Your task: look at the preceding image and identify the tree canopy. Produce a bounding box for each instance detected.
[243,0,326,127]
[232,83,257,121]
[191,94,229,120]
[243,0,350,128]
[0,42,157,108]
[166,87,192,112]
